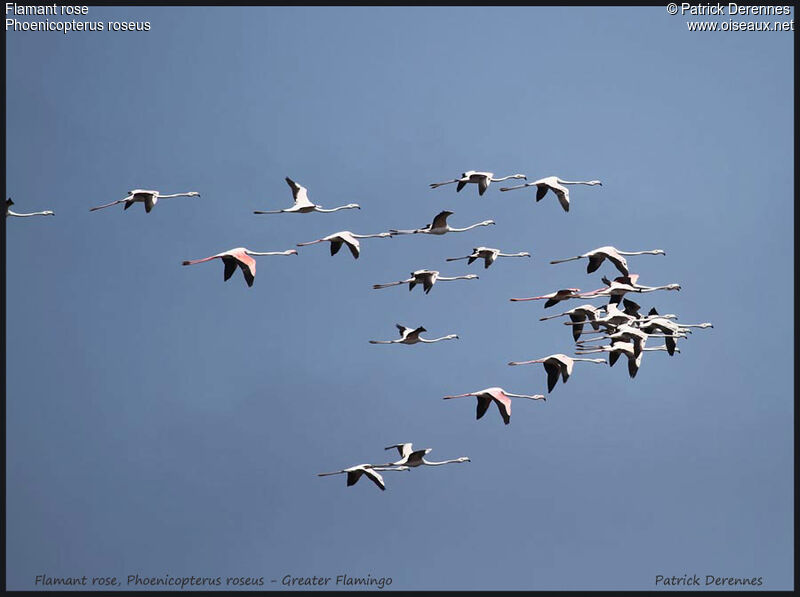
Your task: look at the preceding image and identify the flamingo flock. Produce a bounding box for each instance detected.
[8,170,712,493]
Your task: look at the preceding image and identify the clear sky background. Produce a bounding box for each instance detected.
[5,6,793,591]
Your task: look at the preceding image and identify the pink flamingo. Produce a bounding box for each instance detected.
[89,189,200,213]
[508,354,606,392]
[296,230,391,259]
[182,247,297,287]
[443,387,545,425]
[510,288,582,308]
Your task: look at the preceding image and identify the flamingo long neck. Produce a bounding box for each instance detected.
[619,250,662,256]
[438,275,473,282]
[316,204,357,213]
[557,179,599,186]
[573,358,606,363]
[509,360,542,366]
[490,175,519,182]
[423,458,467,466]
[449,221,492,232]
[246,251,294,256]
[423,335,457,343]
[504,392,542,400]
[498,252,529,258]
[158,192,195,199]
[352,233,387,239]
[8,211,52,217]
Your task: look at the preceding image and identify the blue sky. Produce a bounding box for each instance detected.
[5,6,793,591]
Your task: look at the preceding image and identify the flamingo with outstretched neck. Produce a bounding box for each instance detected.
[253,177,360,214]
[443,387,545,425]
[380,444,471,467]
[317,464,410,491]
[508,354,606,392]
[369,324,458,345]
[373,269,478,294]
[445,246,531,269]
[550,246,665,276]
[500,176,602,212]
[182,247,297,287]
[296,231,391,259]
[429,171,527,196]
[90,189,200,213]
[389,211,494,236]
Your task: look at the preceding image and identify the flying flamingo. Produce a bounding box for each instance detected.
[182,247,297,287]
[510,288,582,308]
[317,464,410,491]
[429,171,527,196]
[6,198,54,218]
[445,246,531,269]
[499,176,602,212]
[253,177,360,214]
[540,304,604,341]
[296,230,392,259]
[369,324,458,345]
[508,353,606,392]
[89,189,200,213]
[575,342,678,378]
[579,274,681,303]
[550,246,665,276]
[373,269,478,294]
[442,387,545,425]
[380,443,471,467]
[389,210,495,236]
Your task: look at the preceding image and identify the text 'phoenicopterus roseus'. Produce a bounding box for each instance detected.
[296,231,391,259]
[500,176,602,212]
[373,270,478,294]
[429,171,527,196]
[89,189,200,213]
[6,198,54,218]
[369,324,458,345]
[317,464,409,491]
[389,210,494,236]
[253,177,360,215]
[443,387,545,425]
[550,246,665,276]
[446,246,531,269]
[182,247,297,287]
[508,354,606,392]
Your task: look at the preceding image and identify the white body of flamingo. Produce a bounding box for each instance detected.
[373,269,478,294]
[429,171,526,196]
[576,342,678,378]
[296,230,391,259]
[550,246,665,276]
[381,444,471,467]
[510,288,582,308]
[446,246,531,269]
[182,247,297,287]
[389,211,495,236]
[508,353,606,392]
[369,324,458,345]
[253,177,360,214]
[499,176,602,212]
[317,464,410,491]
[89,189,200,213]
[443,387,545,425]
[6,198,54,218]
[541,304,605,342]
